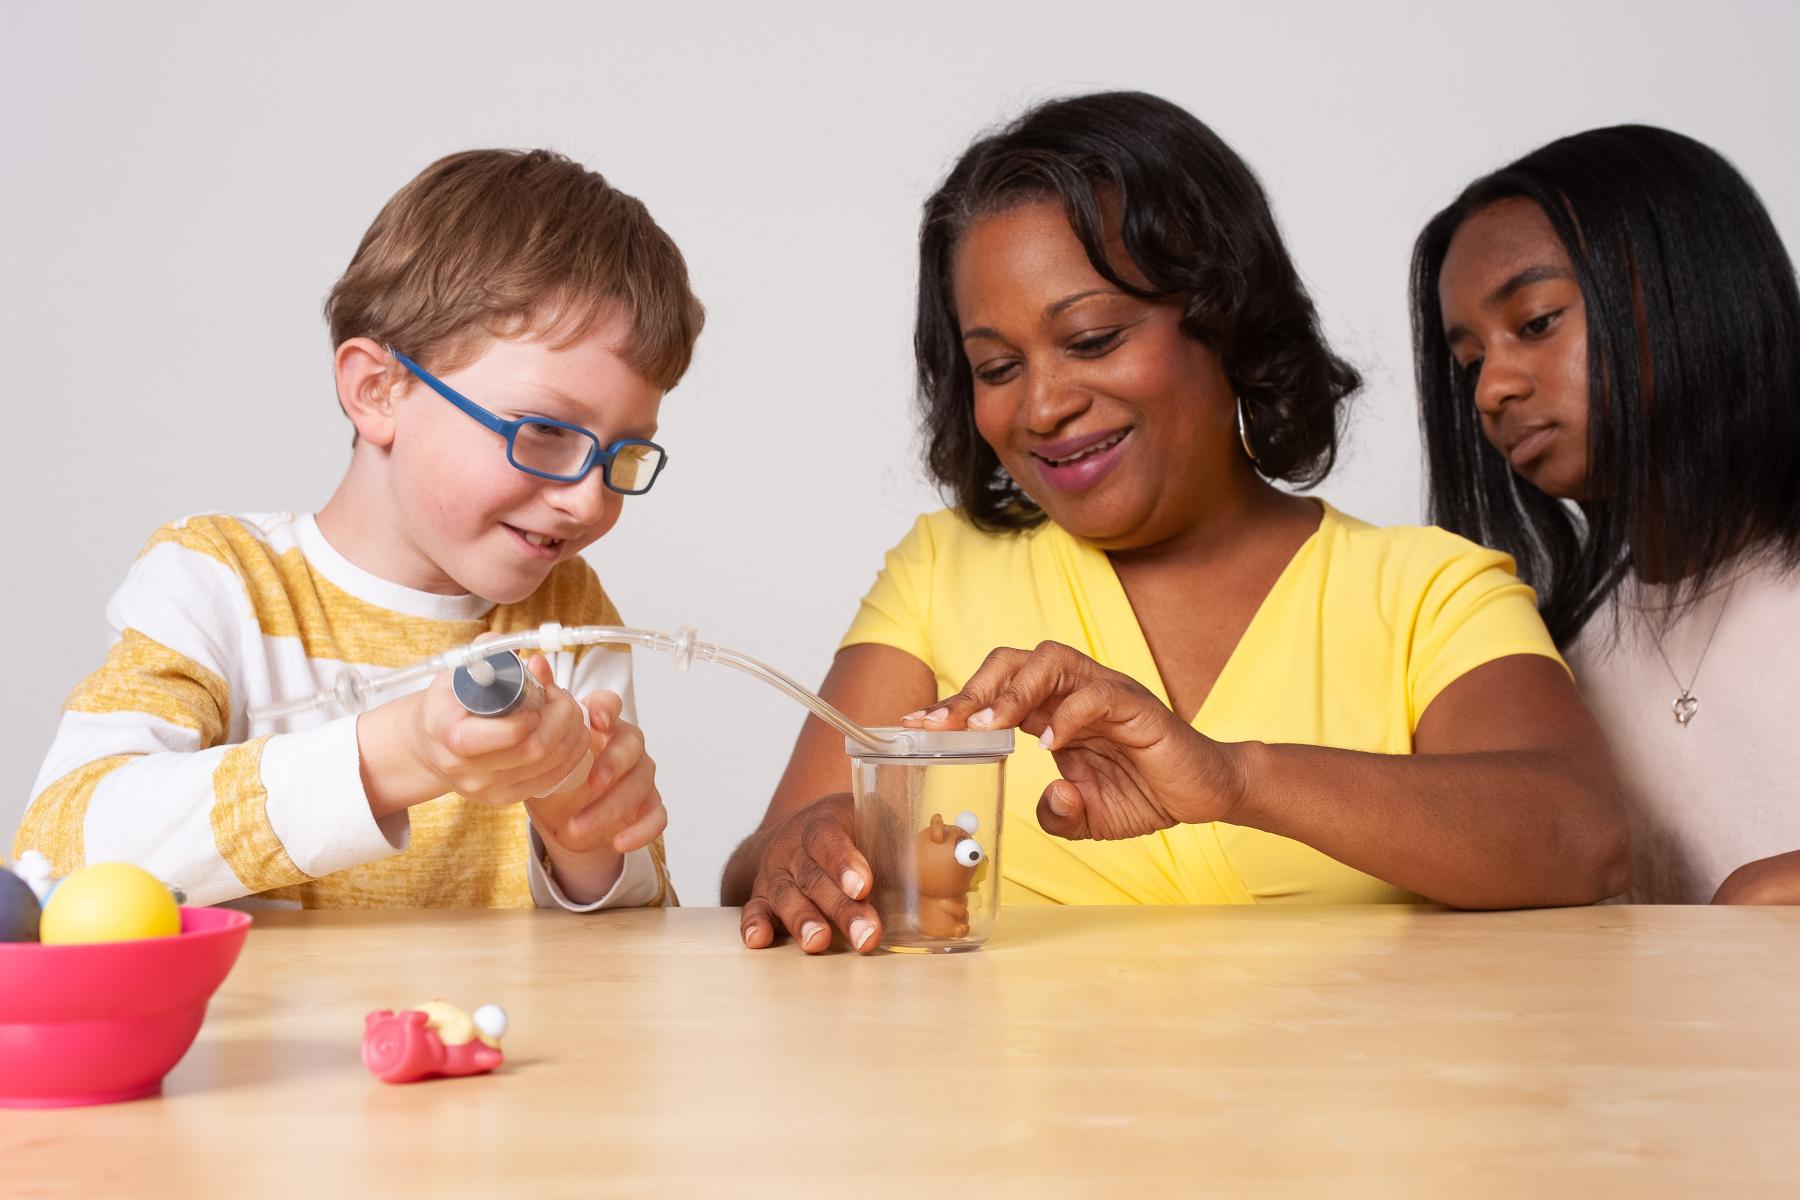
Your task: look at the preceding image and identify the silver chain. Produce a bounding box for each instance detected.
[1648,580,1736,727]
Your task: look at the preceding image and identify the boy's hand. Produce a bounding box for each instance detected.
[524,681,666,906]
[414,654,594,806]
[525,687,667,857]
[357,653,594,819]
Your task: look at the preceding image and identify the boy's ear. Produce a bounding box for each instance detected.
[334,337,405,448]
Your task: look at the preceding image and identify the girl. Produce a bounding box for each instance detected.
[1413,125,1800,904]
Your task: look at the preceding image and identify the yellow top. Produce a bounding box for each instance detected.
[840,501,1563,905]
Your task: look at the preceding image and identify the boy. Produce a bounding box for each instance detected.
[16,149,702,910]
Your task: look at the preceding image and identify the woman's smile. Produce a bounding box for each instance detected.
[1031,425,1134,492]
[953,201,1247,549]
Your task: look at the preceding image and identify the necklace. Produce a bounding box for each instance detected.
[1648,581,1736,728]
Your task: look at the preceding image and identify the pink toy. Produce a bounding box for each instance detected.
[362,1002,507,1084]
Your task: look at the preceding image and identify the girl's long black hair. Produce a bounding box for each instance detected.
[1413,125,1800,645]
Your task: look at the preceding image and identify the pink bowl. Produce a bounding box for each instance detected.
[0,907,251,1108]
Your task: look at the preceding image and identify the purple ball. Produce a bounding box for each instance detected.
[0,869,40,942]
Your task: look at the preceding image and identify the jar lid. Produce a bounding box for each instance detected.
[844,726,1016,760]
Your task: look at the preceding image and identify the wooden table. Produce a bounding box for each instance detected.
[9,905,1799,1196]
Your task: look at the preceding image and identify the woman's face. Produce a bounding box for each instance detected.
[1438,198,1592,501]
[951,200,1249,551]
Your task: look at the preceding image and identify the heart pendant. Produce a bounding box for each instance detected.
[1673,694,1699,726]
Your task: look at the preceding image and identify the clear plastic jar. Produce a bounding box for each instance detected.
[848,728,1013,952]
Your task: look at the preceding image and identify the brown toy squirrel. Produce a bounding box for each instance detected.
[914,811,985,939]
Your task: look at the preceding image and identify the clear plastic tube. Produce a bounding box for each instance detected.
[689,640,914,755]
[246,622,912,754]
[247,626,672,725]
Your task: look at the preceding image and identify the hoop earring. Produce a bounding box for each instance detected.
[1236,396,1259,463]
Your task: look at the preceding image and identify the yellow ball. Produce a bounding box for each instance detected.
[40,862,181,945]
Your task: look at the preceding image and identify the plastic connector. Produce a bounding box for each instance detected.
[670,625,699,672]
[331,670,372,716]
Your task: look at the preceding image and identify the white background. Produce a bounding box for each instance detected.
[4,1,1796,904]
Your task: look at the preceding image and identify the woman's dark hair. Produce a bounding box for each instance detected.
[1412,125,1800,645]
[916,91,1362,530]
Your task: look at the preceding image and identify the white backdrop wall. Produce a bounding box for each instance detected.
[4,1,1796,903]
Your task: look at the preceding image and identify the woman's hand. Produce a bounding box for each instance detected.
[739,794,883,954]
[903,641,1248,840]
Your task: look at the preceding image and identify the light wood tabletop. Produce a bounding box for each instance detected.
[9,903,1800,1197]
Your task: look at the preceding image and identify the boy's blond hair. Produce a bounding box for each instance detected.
[326,148,704,388]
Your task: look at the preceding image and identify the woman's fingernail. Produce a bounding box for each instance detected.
[902,709,927,722]
[841,869,866,897]
[850,919,876,950]
[969,707,995,729]
[926,707,949,723]
[800,921,827,947]
[1048,785,1073,817]
[744,923,762,944]
[1039,726,1055,750]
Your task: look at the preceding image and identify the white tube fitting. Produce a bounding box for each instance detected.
[670,625,699,672]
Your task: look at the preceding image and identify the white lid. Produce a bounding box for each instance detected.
[844,726,1015,760]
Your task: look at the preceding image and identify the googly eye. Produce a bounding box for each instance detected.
[473,1004,509,1040]
[955,811,980,834]
[954,838,984,868]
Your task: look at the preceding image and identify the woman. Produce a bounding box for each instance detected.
[724,92,1626,952]
[1413,124,1800,904]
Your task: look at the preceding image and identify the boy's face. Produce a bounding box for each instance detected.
[385,312,663,603]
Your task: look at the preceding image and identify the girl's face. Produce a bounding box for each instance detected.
[950,200,1250,551]
[1437,198,1592,501]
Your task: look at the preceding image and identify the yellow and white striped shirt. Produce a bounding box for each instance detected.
[16,512,674,911]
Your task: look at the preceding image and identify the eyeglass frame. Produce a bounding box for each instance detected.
[389,349,669,495]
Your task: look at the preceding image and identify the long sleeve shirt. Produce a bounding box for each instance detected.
[16,512,674,910]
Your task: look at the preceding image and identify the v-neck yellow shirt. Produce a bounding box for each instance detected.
[840,501,1562,905]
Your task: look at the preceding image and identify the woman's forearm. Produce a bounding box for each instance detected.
[1712,850,1800,904]
[1227,740,1629,908]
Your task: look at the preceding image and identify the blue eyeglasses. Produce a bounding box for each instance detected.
[391,351,669,495]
